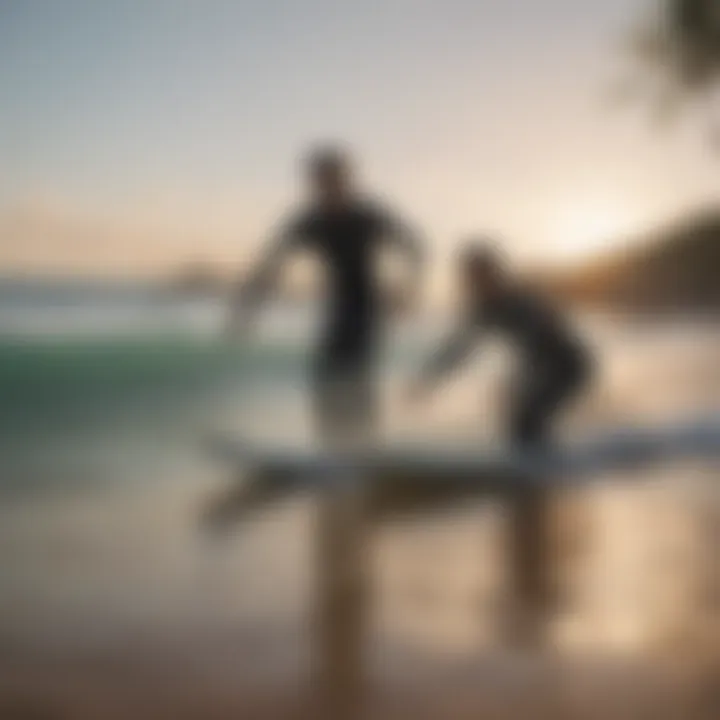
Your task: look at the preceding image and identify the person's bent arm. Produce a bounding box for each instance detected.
[394,220,425,283]
[382,212,426,314]
[227,230,301,339]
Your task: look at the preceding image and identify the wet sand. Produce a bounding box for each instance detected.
[1,630,718,720]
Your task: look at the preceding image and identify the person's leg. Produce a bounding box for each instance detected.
[504,369,581,648]
[312,362,378,443]
[311,364,377,717]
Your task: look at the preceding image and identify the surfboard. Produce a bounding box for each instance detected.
[202,415,720,528]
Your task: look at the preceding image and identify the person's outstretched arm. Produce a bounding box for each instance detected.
[227,226,303,339]
[408,315,481,403]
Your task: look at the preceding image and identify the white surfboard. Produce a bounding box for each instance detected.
[202,415,720,527]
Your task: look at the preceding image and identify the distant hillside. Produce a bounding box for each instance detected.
[549,210,720,312]
[163,262,228,296]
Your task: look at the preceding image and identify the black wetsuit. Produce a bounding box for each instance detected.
[428,287,593,635]
[285,200,417,438]
[482,289,591,446]
[476,288,593,639]
[430,287,592,447]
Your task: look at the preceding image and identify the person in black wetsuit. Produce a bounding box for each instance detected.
[227,147,424,712]
[410,241,592,448]
[409,240,593,646]
[230,146,425,441]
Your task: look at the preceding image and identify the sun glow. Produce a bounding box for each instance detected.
[550,201,636,265]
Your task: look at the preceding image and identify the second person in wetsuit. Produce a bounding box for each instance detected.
[409,240,593,646]
[409,241,592,447]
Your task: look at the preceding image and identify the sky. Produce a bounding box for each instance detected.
[0,0,718,277]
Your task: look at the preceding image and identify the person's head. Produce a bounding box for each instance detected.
[457,240,508,301]
[304,145,354,206]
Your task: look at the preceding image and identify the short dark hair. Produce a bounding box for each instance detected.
[459,238,505,276]
[305,145,350,179]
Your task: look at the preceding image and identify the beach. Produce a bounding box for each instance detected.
[0,281,718,718]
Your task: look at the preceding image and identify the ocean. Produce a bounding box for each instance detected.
[0,277,718,678]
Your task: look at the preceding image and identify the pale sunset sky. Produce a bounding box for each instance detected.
[0,0,718,277]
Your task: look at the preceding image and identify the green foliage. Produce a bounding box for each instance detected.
[621,0,720,142]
